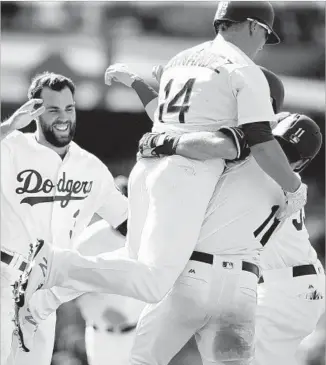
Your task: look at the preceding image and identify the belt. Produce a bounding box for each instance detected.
[258,264,317,284]
[190,251,260,278]
[1,251,27,271]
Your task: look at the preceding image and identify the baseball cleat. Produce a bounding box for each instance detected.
[13,304,38,352]
[12,239,49,352]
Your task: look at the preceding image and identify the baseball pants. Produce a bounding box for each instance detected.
[254,261,325,365]
[130,255,258,365]
[43,156,225,303]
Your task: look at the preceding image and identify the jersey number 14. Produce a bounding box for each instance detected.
[158,78,195,123]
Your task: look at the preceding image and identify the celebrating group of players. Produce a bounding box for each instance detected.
[1,2,324,365]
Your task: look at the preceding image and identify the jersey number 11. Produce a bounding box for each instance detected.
[158,78,195,123]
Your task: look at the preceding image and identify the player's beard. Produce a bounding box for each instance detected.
[39,115,76,148]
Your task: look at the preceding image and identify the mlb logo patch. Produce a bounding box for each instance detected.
[222,261,234,270]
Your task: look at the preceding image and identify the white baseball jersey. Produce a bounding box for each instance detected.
[198,157,318,268]
[1,131,128,259]
[153,34,276,134]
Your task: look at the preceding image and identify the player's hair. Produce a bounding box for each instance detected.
[214,20,248,35]
[213,20,234,34]
[28,72,76,99]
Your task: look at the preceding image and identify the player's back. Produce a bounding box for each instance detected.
[197,157,318,269]
[153,36,255,134]
[260,206,318,270]
[197,158,278,259]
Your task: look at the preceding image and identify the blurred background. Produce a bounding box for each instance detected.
[1,1,325,364]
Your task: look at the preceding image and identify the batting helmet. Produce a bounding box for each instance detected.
[260,66,284,113]
[214,1,280,45]
[273,114,322,172]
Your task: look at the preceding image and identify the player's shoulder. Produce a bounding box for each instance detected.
[165,41,212,67]
[2,130,26,144]
[2,131,37,153]
[229,64,268,91]
[230,64,266,82]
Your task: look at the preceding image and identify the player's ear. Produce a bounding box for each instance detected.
[248,20,256,36]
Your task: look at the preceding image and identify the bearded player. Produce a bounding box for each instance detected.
[1,73,128,365]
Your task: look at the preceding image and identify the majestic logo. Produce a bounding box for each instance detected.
[289,128,305,144]
[222,261,234,270]
[16,169,93,208]
[25,307,37,327]
[188,269,196,274]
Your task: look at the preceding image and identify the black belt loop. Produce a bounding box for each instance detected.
[259,264,318,284]
[293,264,317,277]
[242,261,260,278]
[190,251,213,265]
[1,250,27,272]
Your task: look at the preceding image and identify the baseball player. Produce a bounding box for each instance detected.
[0,72,128,364]
[105,1,307,221]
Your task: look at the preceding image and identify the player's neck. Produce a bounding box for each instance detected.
[219,33,256,60]
[35,132,70,159]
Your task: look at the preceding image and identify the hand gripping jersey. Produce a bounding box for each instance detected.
[1,131,128,259]
[153,34,276,134]
[197,158,317,268]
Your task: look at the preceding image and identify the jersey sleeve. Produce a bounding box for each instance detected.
[145,97,158,123]
[96,165,128,228]
[230,66,277,127]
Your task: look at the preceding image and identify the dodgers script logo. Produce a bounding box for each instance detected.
[16,169,93,208]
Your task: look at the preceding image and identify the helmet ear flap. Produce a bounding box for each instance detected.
[293,158,311,173]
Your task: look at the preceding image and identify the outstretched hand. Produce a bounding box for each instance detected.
[104,63,138,88]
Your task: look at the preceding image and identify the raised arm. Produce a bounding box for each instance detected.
[232,66,302,194]
[1,99,44,141]
[105,64,158,122]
